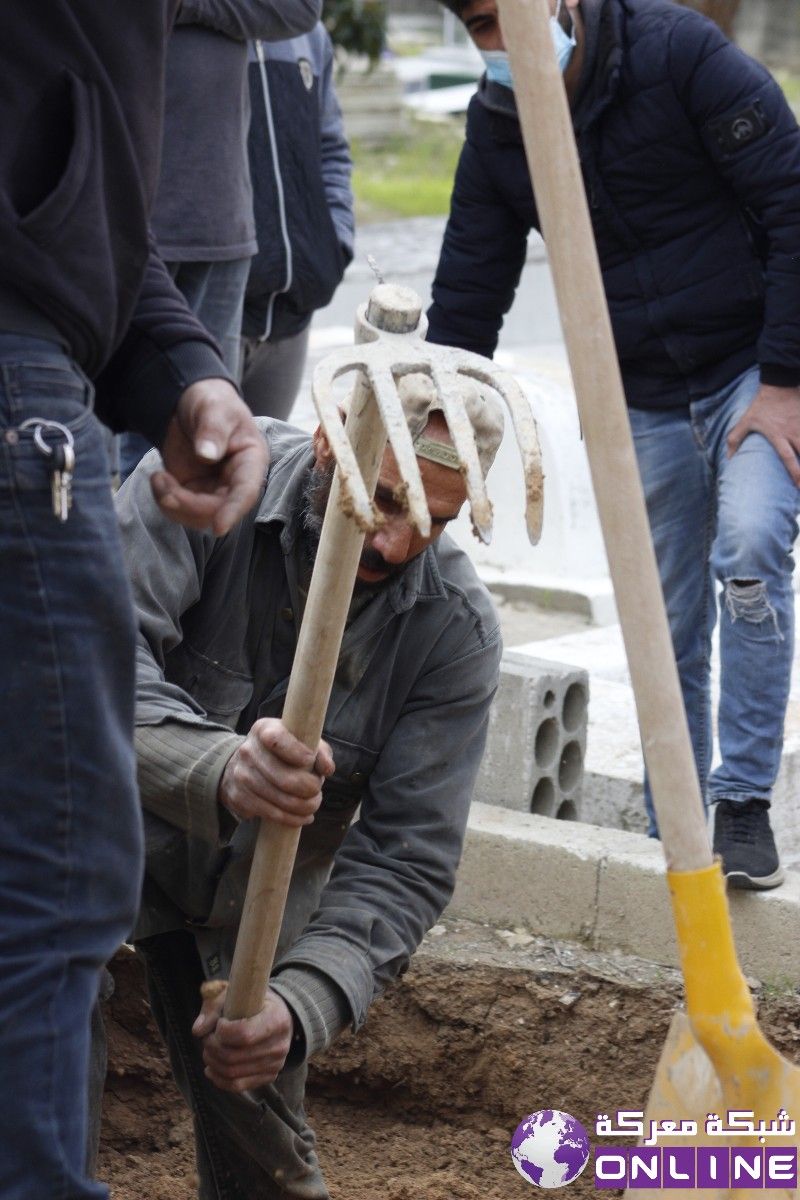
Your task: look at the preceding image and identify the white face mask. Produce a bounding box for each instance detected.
[551,0,577,72]
[480,0,576,89]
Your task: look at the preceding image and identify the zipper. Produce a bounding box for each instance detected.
[255,39,293,342]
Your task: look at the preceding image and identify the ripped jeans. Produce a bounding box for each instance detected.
[630,367,799,834]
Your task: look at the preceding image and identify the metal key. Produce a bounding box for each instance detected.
[50,441,75,522]
[17,418,77,522]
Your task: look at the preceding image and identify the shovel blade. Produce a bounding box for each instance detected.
[624,1011,799,1200]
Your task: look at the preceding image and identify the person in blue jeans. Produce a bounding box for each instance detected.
[630,366,798,879]
[0,5,269,1198]
[426,0,800,888]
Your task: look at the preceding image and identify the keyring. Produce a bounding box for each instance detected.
[17,419,75,458]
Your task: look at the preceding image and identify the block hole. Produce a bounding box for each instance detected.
[534,718,559,768]
[562,682,588,733]
[530,776,556,816]
[558,740,582,793]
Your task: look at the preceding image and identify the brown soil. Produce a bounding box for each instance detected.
[98,922,800,1200]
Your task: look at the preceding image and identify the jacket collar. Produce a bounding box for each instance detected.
[476,0,622,134]
[253,423,448,614]
[571,0,623,134]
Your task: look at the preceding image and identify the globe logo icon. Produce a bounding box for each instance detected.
[510,1109,590,1188]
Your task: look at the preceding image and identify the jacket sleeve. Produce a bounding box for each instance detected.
[93,238,235,445]
[115,458,249,842]
[318,31,355,259]
[270,625,502,1058]
[176,0,321,41]
[427,118,529,358]
[668,11,800,388]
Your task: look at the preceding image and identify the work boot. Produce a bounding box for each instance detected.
[712,798,784,890]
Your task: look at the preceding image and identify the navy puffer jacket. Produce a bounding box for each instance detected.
[427,0,800,408]
[244,26,354,343]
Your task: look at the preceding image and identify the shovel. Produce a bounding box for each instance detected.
[223,282,544,1020]
[496,0,800,1190]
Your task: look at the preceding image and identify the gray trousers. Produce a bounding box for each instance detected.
[118,258,250,482]
[240,326,310,421]
[90,932,328,1200]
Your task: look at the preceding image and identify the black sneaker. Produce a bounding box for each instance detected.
[712,799,785,890]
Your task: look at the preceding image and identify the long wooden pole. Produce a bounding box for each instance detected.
[498,0,711,871]
[224,288,420,1019]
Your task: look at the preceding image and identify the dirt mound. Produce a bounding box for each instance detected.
[98,931,800,1200]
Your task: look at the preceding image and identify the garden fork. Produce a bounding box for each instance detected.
[222,282,544,1019]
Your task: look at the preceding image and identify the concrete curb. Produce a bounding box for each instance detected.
[449,802,800,985]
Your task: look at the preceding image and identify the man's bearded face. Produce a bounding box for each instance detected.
[305,414,468,584]
[302,461,405,582]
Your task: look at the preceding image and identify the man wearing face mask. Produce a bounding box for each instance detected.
[428,0,800,891]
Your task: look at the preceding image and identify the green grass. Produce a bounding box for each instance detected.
[351,117,465,223]
[777,71,800,111]
[350,67,800,224]
[388,39,435,58]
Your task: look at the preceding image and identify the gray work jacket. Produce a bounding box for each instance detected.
[116,420,501,1058]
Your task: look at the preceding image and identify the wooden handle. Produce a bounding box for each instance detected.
[498,0,711,871]
[224,373,388,1018]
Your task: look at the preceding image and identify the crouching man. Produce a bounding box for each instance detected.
[108,376,503,1198]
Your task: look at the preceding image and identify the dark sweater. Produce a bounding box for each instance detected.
[0,1,234,444]
[153,0,321,262]
[428,0,800,409]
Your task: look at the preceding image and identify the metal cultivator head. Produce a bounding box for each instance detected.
[311,283,544,546]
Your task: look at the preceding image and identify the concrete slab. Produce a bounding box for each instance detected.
[449,802,800,984]
[596,844,800,986]
[450,803,600,944]
[481,568,618,626]
[511,623,629,680]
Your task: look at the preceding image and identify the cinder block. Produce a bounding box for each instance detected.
[474,652,589,820]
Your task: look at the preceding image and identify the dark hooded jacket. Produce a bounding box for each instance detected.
[243,26,355,343]
[0,2,235,443]
[427,0,800,408]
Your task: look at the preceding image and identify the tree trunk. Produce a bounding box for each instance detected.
[676,0,742,36]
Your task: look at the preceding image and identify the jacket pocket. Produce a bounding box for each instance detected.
[178,644,254,728]
[320,734,379,813]
[18,71,93,245]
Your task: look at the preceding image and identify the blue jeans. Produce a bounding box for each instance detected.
[119,257,249,481]
[0,336,143,1198]
[630,367,799,835]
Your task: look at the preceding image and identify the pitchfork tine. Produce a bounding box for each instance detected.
[312,354,380,532]
[459,364,544,545]
[367,367,431,537]
[430,366,494,544]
